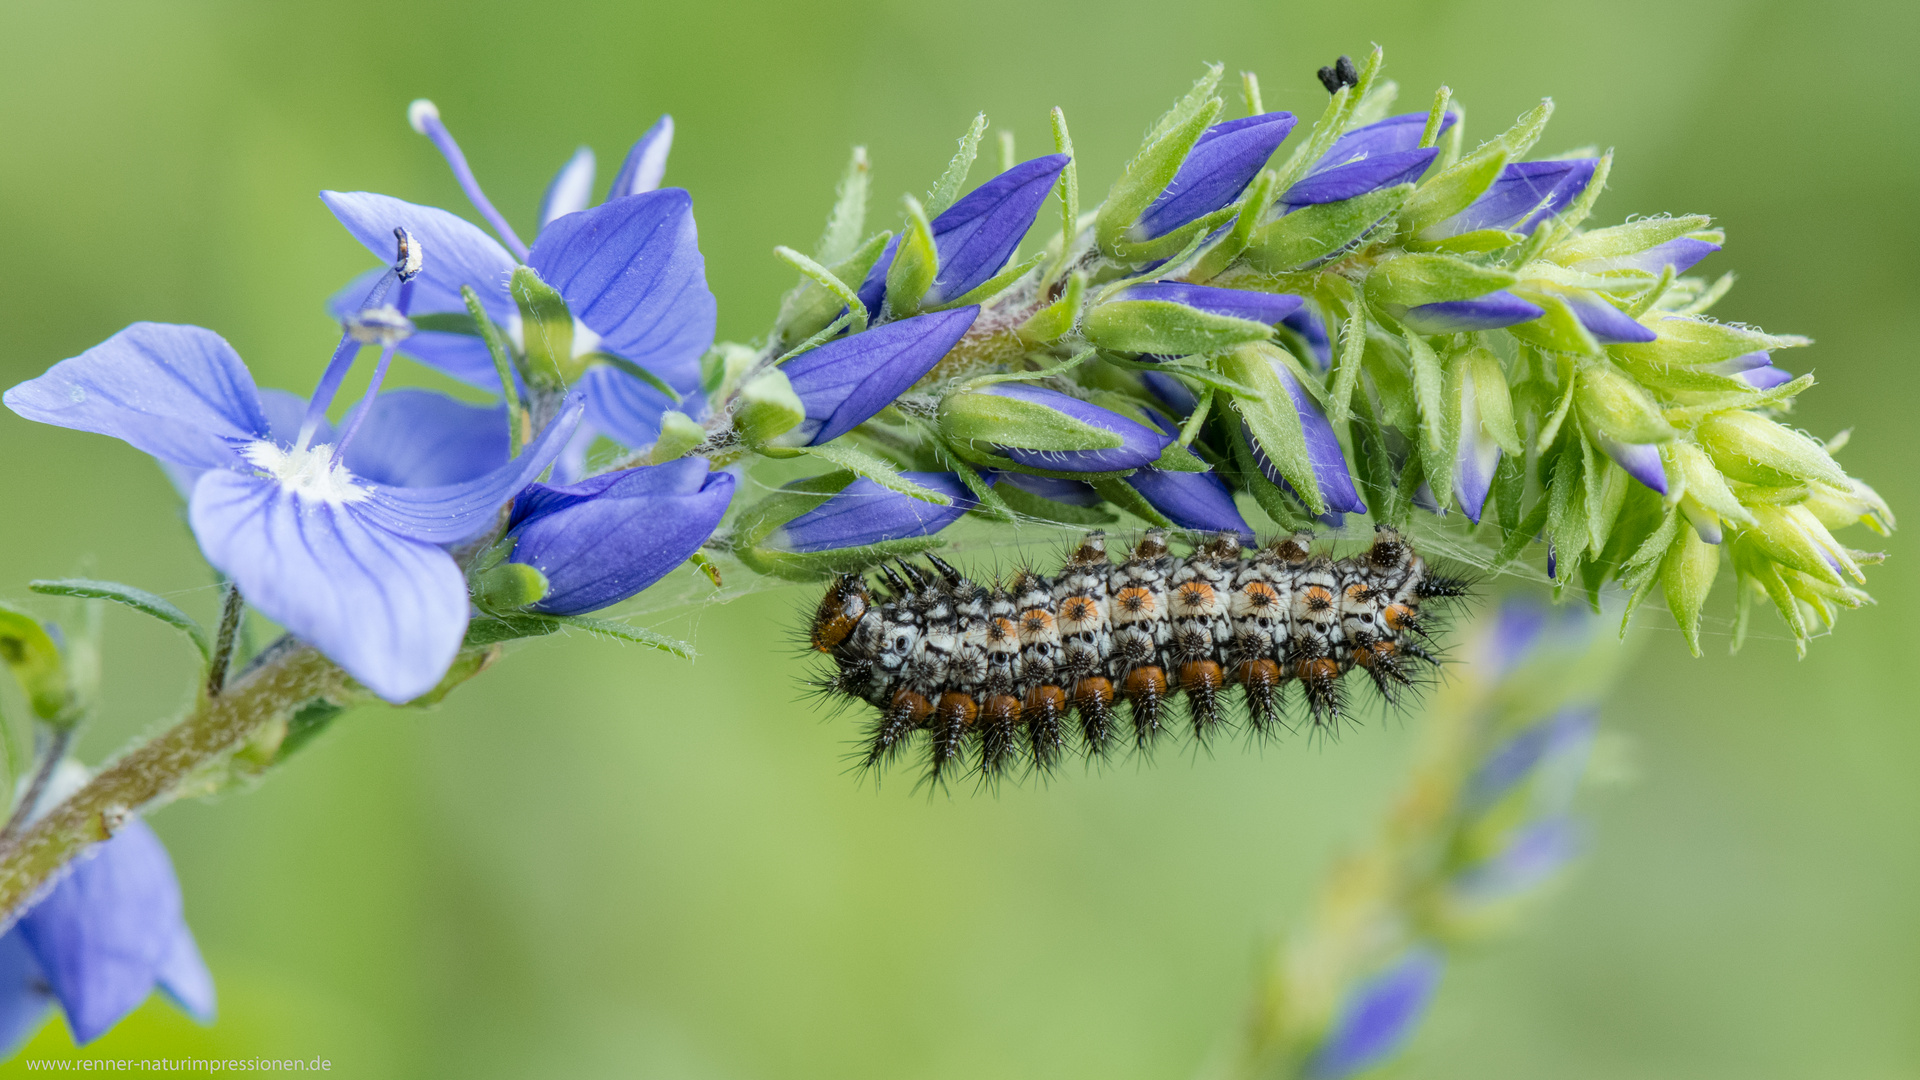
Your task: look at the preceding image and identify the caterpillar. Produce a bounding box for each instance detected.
[806,526,1471,787]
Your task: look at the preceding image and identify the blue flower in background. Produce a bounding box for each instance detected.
[1307,948,1445,1079]
[855,155,1069,316]
[977,383,1173,472]
[506,459,736,615]
[773,472,989,553]
[0,816,212,1052]
[4,318,578,703]
[1137,111,1297,239]
[329,102,711,453]
[779,307,980,445]
[1278,111,1454,208]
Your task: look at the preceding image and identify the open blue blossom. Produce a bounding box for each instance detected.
[328,102,710,453]
[1115,281,1305,327]
[0,818,212,1050]
[1128,468,1253,536]
[1307,948,1445,1079]
[779,307,979,445]
[4,314,578,703]
[1421,159,1599,239]
[1242,361,1365,522]
[773,472,988,553]
[1279,111,1454,208]
[1137,111,1297,239]
[855,155,1070,315]
[505,459,736,615]
[978,383,1173,472]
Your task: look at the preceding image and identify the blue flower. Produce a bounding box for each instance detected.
[1307,948,1445,1079]
[328,102,711,453]
[0,818,213,1051]
[1421,158,1599,239]
[1397,290,1546,335]
[505,459,736,615]
[1595,433,1668,495]
[1282,306,1332,370]
[779,307,980,445]
[1127,468,1253,536]
[4,319,578,703]
[997,472,1102,507]
[1454,363,1505,523]
[773,472,988,553]
[1716,350,1793,390]
[1137,111,1297,239]
[855,155,1070,315]
[1568,233,1721,275]
[1278,111,1453,208]
[1114,281,1305,326]
[1241,361,1366,522]
[977,383,1173,472]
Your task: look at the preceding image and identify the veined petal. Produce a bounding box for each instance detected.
[1398,291,1545,334]
[540,146,597,228]
[339,388,509,489]
[355,397,584,543]
[188,471,469,703]
[1429,159,1597,238]
[782,307,979,445]
[1117,282,1304,325]
[1314,111,1452,171]
[527,188,716,385]
[508,459,736,615]
[577,364,704,451]
[1138,111,1297,239]
[1127,468,1253,535]
[774,472,981,553]
[1278,148,1438,207]
[321,191,519,326]
[14,820,189,1045]
[4,323,266,470]
[609,115,674,199]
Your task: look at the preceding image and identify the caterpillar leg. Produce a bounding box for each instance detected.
[1234,658,1287,737]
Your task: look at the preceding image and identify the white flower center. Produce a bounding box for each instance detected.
[243,441,369,505]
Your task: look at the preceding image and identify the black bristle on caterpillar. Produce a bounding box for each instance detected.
[805,526,1470,787]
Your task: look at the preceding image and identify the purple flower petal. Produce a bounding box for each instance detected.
[1279,148,1439,207]
[857,155,1070,312]
[1561,289,1656,344]
[776,472,983,553]
[508,458,736,615]
[1399,291,1545,334]
[783,307,979,445]
[1716,349,1795,390]
[1431,159,1598,237]
[999,472,1102,506]
[1138,111,1297,239]
[1308,948,1444,1079]
[1117,282,1305,325]
[1315,111,1454,170]
[576,363,705,451]
[1454,368,1502,523]
[1246,365,1365,515]
[1573,235,1720,275]
[1596,435,1667,495]
[1127,468,1252,535]
[13,820,205,1045]
[1140,371,1199,416]
[539,146,597,228]
[982,383,1173,472]
[1741,364,1794,390]
[4,323,267,470]
[1453,817,1585,901]
[0,932,54,1054]
[321,191,519,328]
[609,115,674,200]
[355,397,584,544]
[527,188,716,387]
[189,470,470,703]
[153,924,215,1024]
[1467,707,1597,808]
[338,389,509,489]
[1283,307,1332,370]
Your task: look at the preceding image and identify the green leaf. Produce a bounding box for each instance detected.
[1083,299,1274,355]
[926,113,988,218]
[814,146,871,266]
[1367,253,1517,307]
[799,442,952,505]
[28,579,208,660]
[0,602,74,723]
[1096,97,1223,254]
[884,196,938,318]
[1217,343,1326,516]
[929,441,1015,523]
[549,614,693,657]
[775,245,867,334]
[1150,437,1210,472]
[1697,411,1849,488]
[461,612,692,658]
[1244,184,1412,272]
[511,266,575,387]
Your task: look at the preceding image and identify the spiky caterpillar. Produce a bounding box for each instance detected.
[807,527,1470,787]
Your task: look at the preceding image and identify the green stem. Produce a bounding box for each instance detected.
[0,641,347,920]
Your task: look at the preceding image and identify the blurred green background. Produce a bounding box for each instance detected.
[1,0,1915,1075]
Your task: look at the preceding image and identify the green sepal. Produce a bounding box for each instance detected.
[1403,229,1525,255]
[737,536,952,583]
[929,442,1015,523]
[1217,342,1327,516]
[936,250,1045,310]
[1270,47,1380,192]
[1244,184,1411,272]
[1107,207,1238,265]
[1224,414,1316,531]
[814,146,870,266]
[1546,215,1714,266]
[936,388,1124,453]
[884,196,938,318]
[1491,449,1527,535]
[1323,301,1366,428]
[463,285,526,453]
[1017,271,1086,345]
[408,312,483,336]
[1506,286,1601,355]
[1188,168,1279,281]
[647,410,706,464]
[775,245,868,334]
[1575,362,1674,444]
[470,560,550,614]
[511,266,575,387]
[1696,411,1849,488]
[1403,99,1553,237]
[1406,332,1454,511]
[1661,525,1722,658]
[1083,299,1274,356]
[1662,441,1753,525]
[1095,96,1223,255]
[1150,436,1210,472]
[733,368,807,446]
[798,442,951,505]
[1607,316,1810,368]
[0,603,77,725]
[1740,505,1856,586]
[774,231,892,351]
[925,113,988,218]
[27,578,208,661]
[1368,253,1517,308]
[1463,347,1521,455]
[1048,107,1080,273]
[1544,439,1590,585]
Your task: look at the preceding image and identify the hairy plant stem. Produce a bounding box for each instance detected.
[0,640,348,921]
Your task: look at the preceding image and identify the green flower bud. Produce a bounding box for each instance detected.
[1696,411,1848,488]
[1662,524,1721,657]
[1802,477,1895,535]
[0,603,78,726]
[1663,441,1752,525]
[734,367,807,446]
[935,385,1125,457]
[471,560,550,614]
[1366,253,1517,308]
[1741,503,1862,586]
[1244,184,1411,272]
[1609,316,1809,368]
[1576,364,1674,444]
